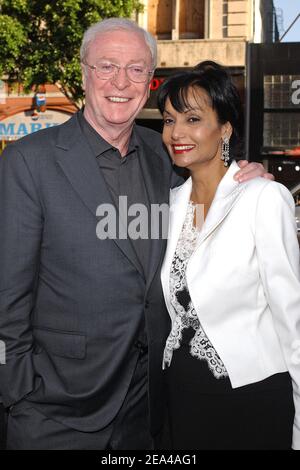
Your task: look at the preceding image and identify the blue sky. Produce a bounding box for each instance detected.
[273,0,300,41]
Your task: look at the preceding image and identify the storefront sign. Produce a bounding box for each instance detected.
[0,110,72,140]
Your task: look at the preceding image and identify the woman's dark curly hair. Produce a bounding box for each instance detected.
[157,60,245,161]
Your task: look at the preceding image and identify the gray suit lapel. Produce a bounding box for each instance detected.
[138,137,170,291]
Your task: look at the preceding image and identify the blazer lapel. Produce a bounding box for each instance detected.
[161,177,192,315]
[195,161,244,248]
[161,161,244,316]
[55,113,144,278]
[138,137,171,291]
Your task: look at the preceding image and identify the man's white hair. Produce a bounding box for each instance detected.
[80,17,157,69]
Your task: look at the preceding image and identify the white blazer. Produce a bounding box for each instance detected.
[161,160,300,449]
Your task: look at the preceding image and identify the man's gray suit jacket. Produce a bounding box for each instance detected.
[0,112,182,436]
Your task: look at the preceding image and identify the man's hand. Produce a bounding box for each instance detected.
[234,160,275,183]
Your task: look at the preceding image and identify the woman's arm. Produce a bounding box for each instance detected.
[255,181,300,449]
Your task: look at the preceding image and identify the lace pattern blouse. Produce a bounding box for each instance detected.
[163,201,228,379]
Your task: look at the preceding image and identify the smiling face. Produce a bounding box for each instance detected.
[162,87,231,171]
[82,29,153,132]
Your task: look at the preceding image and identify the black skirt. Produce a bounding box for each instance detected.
[164,328,295,450]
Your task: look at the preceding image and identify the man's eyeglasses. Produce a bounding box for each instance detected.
[83,61,153,83]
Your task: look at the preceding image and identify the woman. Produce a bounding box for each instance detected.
[158,62,300,450]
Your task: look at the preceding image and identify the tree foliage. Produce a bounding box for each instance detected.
[0,0,143,108]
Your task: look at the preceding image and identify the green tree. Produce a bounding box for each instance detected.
[0,0,143,108]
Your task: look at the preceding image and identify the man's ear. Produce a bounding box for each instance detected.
[81,67,86,91]
[147,72,154,99]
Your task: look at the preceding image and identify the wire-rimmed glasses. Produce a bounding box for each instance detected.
[83,60,153,83]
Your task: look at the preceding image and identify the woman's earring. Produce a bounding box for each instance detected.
[221,137,230,167]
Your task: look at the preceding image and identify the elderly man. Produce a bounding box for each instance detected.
[0,18,272,450]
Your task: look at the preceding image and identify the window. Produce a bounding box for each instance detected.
[263,75,300,148]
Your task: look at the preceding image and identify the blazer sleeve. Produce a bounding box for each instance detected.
[0,144,43,407]
[254,181,300,450]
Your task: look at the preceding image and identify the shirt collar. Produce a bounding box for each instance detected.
[78,109,140,158]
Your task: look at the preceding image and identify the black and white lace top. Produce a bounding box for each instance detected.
[163,201,228,379]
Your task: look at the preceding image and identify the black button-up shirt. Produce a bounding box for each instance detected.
[78,111,151,279]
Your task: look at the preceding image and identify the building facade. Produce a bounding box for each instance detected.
[136,0,278,124]
[0,82,77,149]
[138,0,278,68]
[1,1,278,146]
